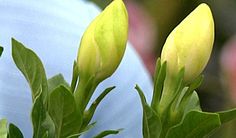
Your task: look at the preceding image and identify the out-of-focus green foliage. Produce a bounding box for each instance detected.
[88,0,112,9]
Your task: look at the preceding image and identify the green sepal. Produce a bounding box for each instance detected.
[81,86,115,130]
[151,59,166,111]
[178,75,203,109]
[7,123,23,138]
[166,110,221,138]
[183,91,201,113]
[93,129,123,138]
[70,60,79,93]
[135,85,162,138]
[48,85,82,138]
[158,67,185,117]
[12,38,48,105]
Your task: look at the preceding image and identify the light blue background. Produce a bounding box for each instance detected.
[0,0,153,137]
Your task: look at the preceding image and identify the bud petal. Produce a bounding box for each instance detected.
[161,3,214,83]
[77,0,128,82]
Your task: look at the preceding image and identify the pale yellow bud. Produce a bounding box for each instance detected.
[161,3,214,83]
[77,0,128,82]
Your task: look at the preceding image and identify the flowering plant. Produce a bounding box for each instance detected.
[1,0,236,138]
[135,3,236,138]
[0,0,127,137]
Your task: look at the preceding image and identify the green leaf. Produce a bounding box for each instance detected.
[179,75,203,108]
[7,123,23,138]
[153,58,161,85]
[79,122,96,136]
[48,85,82,138]
[48,74,69,94]
[0,119,8,138]
[166,110,221,138]
[135,85,162,138]
[66,122,96,138]
[12,38,48,104]
[217,108,236,124]
[0,46,3,57]
[184,91,201,113]
[82,86,115,129]
[151,60,166,111]
[70,61,79,93]
[32,96,55,138]
[93,129,123,138]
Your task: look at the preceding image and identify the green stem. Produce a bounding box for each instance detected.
[74,78,98,112]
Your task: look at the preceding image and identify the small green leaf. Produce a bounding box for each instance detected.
[183,91,201,113]
[135,85,162,138]
[48,85,82,138]
[151,60,166,111]
[79,122,96,136]
[0,46,3,57]
[7,123,23,138]
[217,108,236,124]
[12,38,48,104]
[0,119,8,138]
[48,74,70,94]
[153,58,161,84]
[166,110,221,138]
[82,86,115,129]
[70,60,79,93]
[66,122,96,138]
[32,96,55,138]
[179,75,203,105]
[93,129,123,138]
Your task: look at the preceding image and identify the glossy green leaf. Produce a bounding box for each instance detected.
[0,119,7,138]
[48,85,82,138]
[32,96,55,138]
[82,86,115,129]
[0,46,3,57]
[8,123,23,138]
[93,129,123,138]
[48,74,70,94]
[135,85,162,138]
[217,108,236,124]
[12,38,48,104]
[166,110,221,138]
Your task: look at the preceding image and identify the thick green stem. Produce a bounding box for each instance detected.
[74,78,98,112]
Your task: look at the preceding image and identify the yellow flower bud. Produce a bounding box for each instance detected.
[161,3,214,83]
[77,0,128,82]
